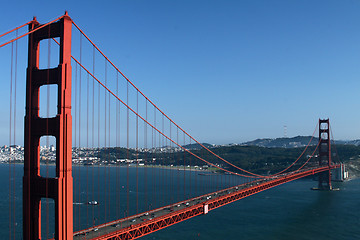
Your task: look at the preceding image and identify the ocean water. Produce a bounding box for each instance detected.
[1,164,359,240]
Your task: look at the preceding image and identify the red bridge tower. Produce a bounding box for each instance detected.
[317,118,332,190]
[23,14,73,239]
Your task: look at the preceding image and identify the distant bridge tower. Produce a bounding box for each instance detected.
[317,119,332,190]
[23,13,73,240]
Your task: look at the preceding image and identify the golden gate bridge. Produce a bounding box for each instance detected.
[1,13,340,240]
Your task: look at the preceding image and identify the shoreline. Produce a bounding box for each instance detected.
[3,161,360,178]
[0,162,215,173]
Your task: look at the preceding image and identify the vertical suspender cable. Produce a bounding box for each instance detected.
[108,63,111,220]
[78,33,82,231]
[158,113,162,205]
[168,123,171,205]
[151,107,154,211]
[167,122,175,202]
[183,132,186,200]
[104,59,107,223]
[144,100,148,211]
[97,67,100,226]
[92,46,95,226]
[9,41,13,240]
[176,128,179,203]
[86,72,89,227]
[161,114,164,206]
[136,91,139,214]
[189,132,191,199]
[13,31,18,240]
[73,61,77,231]
[126,80,129,216]
[84,36,89,227]
[153,108,156,209]
[183,134,187,200]
[117,72,121,219]
[115,71,120,219]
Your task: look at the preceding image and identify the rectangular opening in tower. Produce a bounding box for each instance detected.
[38,38,60,70]
[39,85,58,118]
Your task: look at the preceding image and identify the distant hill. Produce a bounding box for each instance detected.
[183,143,214,150]
[242,136,319,148]
[241,136,360,148]
[181,137,360,150]
[336,139,360,146]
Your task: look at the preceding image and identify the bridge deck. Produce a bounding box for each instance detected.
[73,165,339,240]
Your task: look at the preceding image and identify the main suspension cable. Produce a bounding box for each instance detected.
[0,20,31,38]
[0,15,64,48]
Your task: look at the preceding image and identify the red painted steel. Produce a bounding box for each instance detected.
[0,20,32,38]
[87,165,339,240]
[318,119,332,190]
[0,15,64,49]
[23,13,73,240]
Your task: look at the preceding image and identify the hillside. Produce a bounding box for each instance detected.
[241,136,360,148]
[242,136,318,148]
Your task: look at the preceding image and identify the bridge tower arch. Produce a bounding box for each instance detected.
[23,13,73,240]
[318,118,332,190]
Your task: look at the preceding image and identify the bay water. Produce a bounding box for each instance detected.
[0,164,359,240]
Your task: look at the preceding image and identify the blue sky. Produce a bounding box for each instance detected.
[1,0,360,145]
